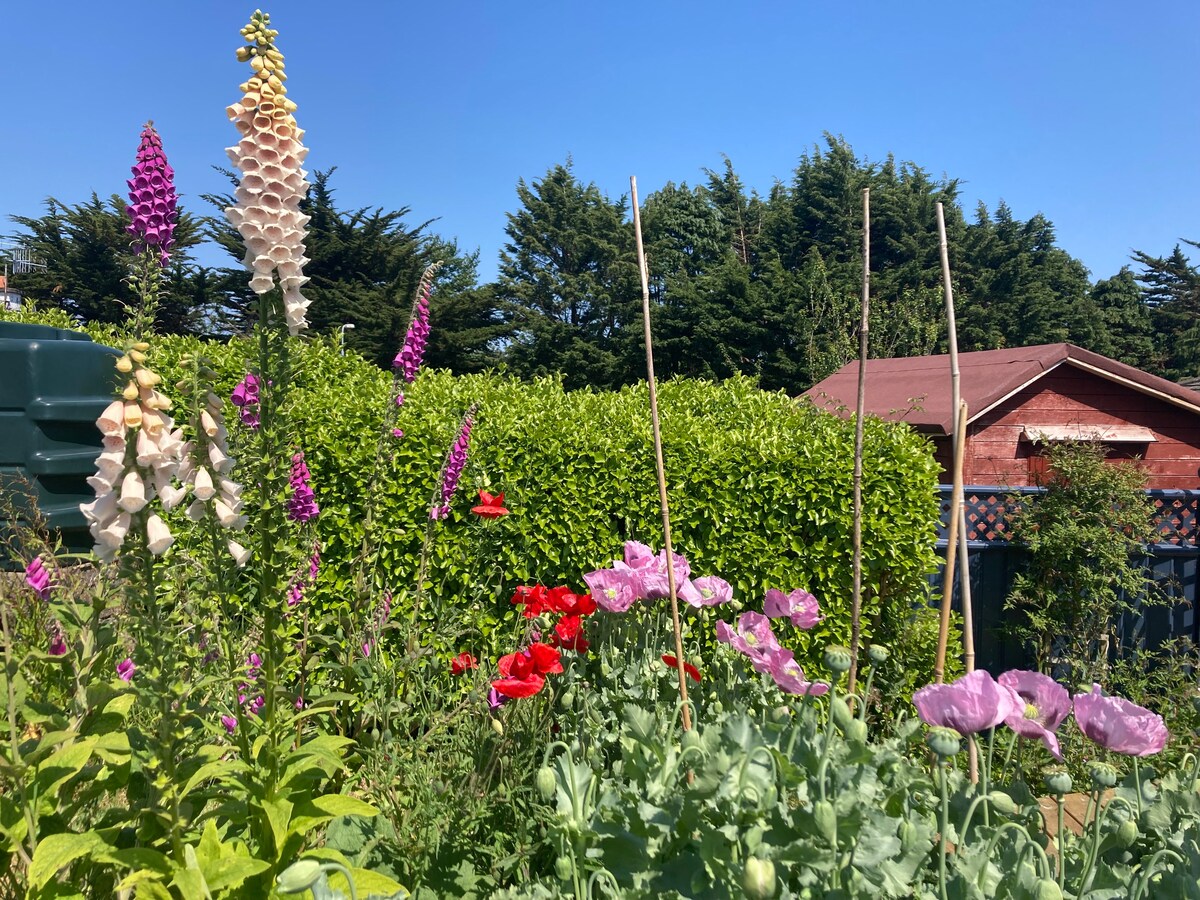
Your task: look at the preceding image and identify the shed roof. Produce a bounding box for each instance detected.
[802,343,1200,435]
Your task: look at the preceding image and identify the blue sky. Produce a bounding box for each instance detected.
[3,1,1196,282]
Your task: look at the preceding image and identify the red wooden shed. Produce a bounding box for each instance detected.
[803,343,1200,489]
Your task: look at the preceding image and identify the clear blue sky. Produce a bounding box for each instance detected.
[3,1,1196,282]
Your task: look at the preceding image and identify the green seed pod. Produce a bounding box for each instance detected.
[560,690,574,709]
[682,729,702,752]
[988,791,1017,815]
[925,726,961,759]
[1116,819,1138,848]
[742,857,776,899]
[1043,771,1073,795]
[845,719,868,744]
[535,765,556,802]
[711,700,724,714]
[554,856,573,881]
[276,859,324,894]
[771,705,790,723]
[898,819,920,851]
[824,645,852,674]
[1089,761,1119,789]
[867,644,889,665]
[813,800,838,846]
[1034,878,1063,900]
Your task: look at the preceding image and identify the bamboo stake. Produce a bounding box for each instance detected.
[934,400,969,684]
[630,176,692,733]
[848,188,870,696]
[936,202,976,677]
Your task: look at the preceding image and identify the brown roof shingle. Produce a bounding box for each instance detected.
[802,343,1200,435]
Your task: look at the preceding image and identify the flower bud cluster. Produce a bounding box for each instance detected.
[431,406,476,520]
[173,360,248,556]
[287,451,319,523]
[225,9,311,334]
[393,261,442,382]
[82,341,183,561]
[126,122,178,266]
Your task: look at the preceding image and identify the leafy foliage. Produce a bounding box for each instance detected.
[1004,442,1162,682]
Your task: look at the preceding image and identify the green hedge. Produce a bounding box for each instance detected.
[3,306,947,682]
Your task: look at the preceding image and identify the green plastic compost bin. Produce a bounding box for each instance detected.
[0,322,120,553]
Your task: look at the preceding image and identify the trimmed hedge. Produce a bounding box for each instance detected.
[3,306,949,684]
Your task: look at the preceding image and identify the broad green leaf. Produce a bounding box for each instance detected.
[29,831,107,888]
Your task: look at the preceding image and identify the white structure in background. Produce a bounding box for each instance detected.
[0,273,20,310]
[1,245,46,310]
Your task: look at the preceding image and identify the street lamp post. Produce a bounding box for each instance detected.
[338,323,355,356]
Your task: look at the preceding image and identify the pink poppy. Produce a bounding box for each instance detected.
[716,612,783,673]
[913,670,1024,735]
[766,648,829,697]
[763,588,822,629]
[1073,683,1168,757]
[998,670,1071,760]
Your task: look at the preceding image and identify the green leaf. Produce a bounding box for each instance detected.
[29,831,107,888]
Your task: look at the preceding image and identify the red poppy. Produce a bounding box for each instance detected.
[450,652,478,675]
[547,585,597,617]
[661,654,702,683]
[549,614,590,653]
[472,490,509,518]
[511,584,551,618]
[491,642,563,698]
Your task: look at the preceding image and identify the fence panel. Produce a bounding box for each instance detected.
[932,487,1200,673]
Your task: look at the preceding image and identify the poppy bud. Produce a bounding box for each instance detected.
[554,857,573,881]
[830,696,853,731]
[741,857,776,899]
[491,718,503,736]
[813,800,837,846]
[845,719,868,744]
[989,791,1017,815]
[682,729,702,752]
[535,766,556,802]
[1034,880,1063,900]
[1116,819,1138,848]
[276,859,324,894]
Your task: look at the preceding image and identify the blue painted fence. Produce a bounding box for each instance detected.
[931,487,1200,673]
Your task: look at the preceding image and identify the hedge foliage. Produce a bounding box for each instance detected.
[4,305,949,684]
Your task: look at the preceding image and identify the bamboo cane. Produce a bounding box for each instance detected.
[848,188,870,696]
[630,176,692,732]
[934,400,969,684]
[936,202,976,676]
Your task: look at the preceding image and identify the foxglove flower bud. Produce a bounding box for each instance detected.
[225,11,312,334]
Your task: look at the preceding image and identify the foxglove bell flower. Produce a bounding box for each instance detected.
[225,10,312,334]
[287,451,319,523]
[431,407,476,520]
[393,262,441,382]
[230,373,261,429]
[126,122,178,266]
[1073,683,1168,757]
[117,658,137,682]
[913,670,1024,736]
[82,339,183,562]
[25,557,51,601]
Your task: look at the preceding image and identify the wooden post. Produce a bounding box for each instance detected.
[630,176,692,732]
[936,202,976,677]
[848,188,870,695]
[934,400,969,684]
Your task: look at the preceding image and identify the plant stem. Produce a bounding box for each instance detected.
[1056,795,1066,891]
[938,760,950,900]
